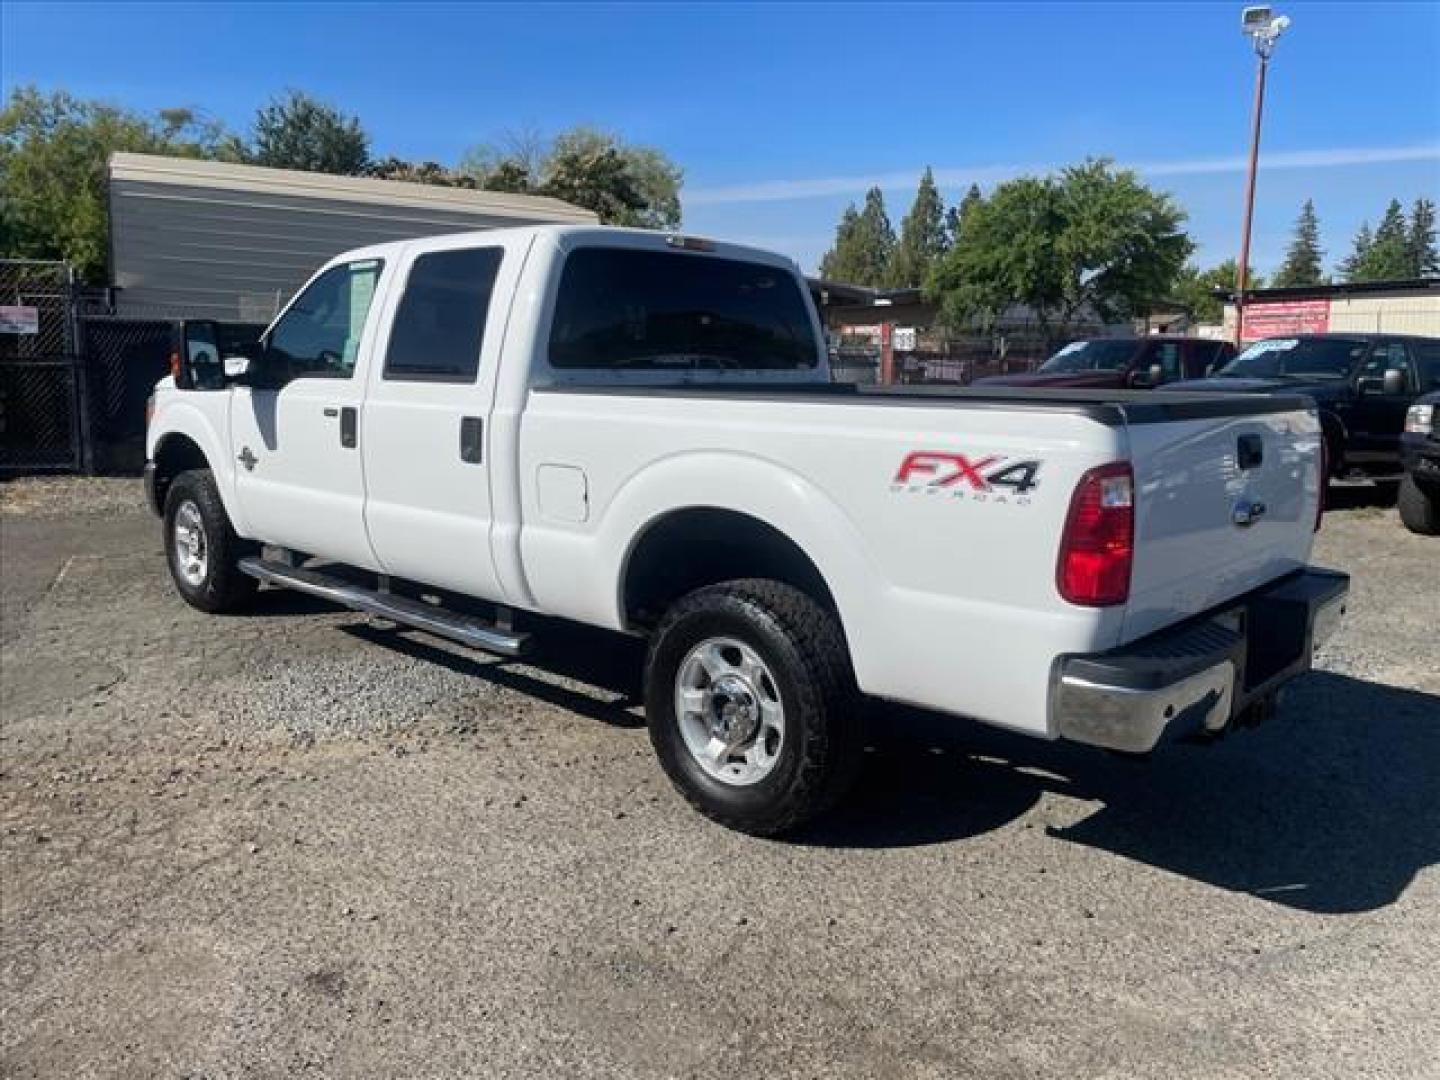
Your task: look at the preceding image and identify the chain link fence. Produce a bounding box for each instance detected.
[78,317,177,473]
[0,260,82,472]
[1,259,198,476]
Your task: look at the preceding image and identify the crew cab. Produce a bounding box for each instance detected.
[974,336,1235,390]
[1165,333,1440,481]
[144,226,1347,835]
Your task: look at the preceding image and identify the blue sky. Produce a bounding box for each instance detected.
[3,1,1437,275]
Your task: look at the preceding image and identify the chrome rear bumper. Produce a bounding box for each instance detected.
[1051,569,1349,754]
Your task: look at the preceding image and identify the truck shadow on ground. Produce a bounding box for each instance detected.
[319,597,1435,916]
[802,671,1439,915]
[341,618,647,731]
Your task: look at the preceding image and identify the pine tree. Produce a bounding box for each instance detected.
[887,167,948,288]
[1407,197,1438,278]
[1349,200,1412,282]
[1339,222,1374,282]
[851,186,896,287]
[1273,199,1324,286]
[818,205,863,282]
[944,183,984,250]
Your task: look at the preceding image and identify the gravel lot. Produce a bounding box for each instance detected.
[2,476,1437,1079]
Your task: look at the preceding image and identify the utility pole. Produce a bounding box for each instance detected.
[1235,7,1290,345]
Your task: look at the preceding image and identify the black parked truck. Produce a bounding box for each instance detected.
[1399,390,1440,535]
[1163,333,1440,483]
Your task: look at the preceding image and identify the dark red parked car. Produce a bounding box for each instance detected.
[974,336,1236,389]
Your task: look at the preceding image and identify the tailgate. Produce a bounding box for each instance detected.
[1121,404,1323,642]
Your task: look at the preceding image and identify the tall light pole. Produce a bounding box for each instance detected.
[1235,6,1290,345]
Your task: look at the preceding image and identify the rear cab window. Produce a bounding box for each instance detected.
[548,247,818,374]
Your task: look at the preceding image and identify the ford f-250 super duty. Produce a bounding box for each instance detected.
[145,225,1349,835]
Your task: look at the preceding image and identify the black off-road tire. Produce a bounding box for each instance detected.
[163,469,259,613]
[1397,474,1440,535]
[644,579,864,836]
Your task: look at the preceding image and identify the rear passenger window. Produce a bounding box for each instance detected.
[384,248,503,382]
[549,248,817,371]
[1414,342,1440,390]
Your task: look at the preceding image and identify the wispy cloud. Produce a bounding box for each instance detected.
[686,144,1440,206]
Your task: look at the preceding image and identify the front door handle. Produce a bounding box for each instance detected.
[339,406,357,448]
[460,416,483,464]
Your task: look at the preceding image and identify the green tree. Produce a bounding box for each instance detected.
[927,159,1192,336]
[818,205,863,281]
[364,157,477,188]
[1338,222,1373,282]
[0,86,228,280]
[248,90,369,175]
[887,167,947,288]
[1172,260,1263,323]
[1407,197,1438,277]
[459,126,682,229]
[1347,200,1411,282]
[944,183,983,249]
[1273,199,1324,287]
[817,187,894,287]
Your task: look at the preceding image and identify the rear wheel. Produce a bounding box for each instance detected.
[644,579,863,836]
[163,469,258,612]
[1397,474,1440,535]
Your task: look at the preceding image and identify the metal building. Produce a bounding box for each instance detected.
[1221,278,1440,342]
[107,152,598,321]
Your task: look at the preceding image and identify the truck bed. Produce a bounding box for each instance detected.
[537,381,1316,426]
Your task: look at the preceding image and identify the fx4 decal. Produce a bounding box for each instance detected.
[892,451,1042,504]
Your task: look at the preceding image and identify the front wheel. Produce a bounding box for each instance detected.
[644,579,863,836]
[163,469,258,613]
[1397,474,1440,535]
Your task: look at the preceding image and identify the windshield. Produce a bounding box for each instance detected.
[1219,337,1368,380]
[1039,339,1137,373]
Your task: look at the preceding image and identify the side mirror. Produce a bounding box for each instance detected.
[178,319,222,390]
[1382,368,1406,396]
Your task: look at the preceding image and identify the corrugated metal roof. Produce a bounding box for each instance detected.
[108,152,598,222]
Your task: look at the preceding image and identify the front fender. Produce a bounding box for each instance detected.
[148,395,247,534]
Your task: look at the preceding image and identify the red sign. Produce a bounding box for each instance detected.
[1241,298,1331,341]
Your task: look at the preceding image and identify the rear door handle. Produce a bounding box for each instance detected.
[339,406,357,448]
[460,416,483,464]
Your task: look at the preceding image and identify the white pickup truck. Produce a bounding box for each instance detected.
[145,225,1348,834]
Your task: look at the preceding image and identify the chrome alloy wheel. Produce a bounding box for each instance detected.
[674,636,785,786]
[172,500,209,587]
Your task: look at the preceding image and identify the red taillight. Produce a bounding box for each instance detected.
[1057,462,1134,607]
[1315,437,1327,532]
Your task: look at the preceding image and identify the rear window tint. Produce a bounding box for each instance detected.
[549,248,817,371]
[385,247,503,382]
[1414,341,1440,390]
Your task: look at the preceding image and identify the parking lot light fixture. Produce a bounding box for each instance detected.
[1234,6,1291,345]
